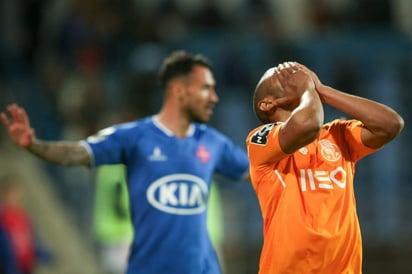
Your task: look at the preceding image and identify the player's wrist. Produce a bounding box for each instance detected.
[24,136,37,150]
[314,84,331,102]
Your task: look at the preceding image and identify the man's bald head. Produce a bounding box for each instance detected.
[253,67,284,124]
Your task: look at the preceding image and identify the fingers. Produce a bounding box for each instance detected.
[294,62,307,70]
[274,62,300,74]
[274,62,302,89]
[0,104,17,127]
[2,104,27,127]
[274,62,301,82]
[1,104,27,128]
[294,63,322,88]
[10,104,24,125]
[294,63,312,77]
[18,107,30,127]
[271,96,291,107]
[0,112,10,127]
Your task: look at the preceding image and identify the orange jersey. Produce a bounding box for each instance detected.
[246,119,379,274]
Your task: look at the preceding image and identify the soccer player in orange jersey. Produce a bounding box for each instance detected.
[246,62,404,274]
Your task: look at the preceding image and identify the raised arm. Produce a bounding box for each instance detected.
[297,64,404,148]
[1,104,92,166]
[273,64,324,154]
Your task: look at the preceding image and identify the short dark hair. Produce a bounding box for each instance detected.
[158,50,212,89]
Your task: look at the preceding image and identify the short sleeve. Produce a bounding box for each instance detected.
[84,126,125,166]
[342,120,380,161]
[246,123,287,166]
[215,137,249,181]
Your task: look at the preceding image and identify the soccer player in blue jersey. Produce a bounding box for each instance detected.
[1,50,250,274]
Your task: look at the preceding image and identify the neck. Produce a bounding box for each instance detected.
[156,110,192,138]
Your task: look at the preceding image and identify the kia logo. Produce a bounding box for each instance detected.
[147,174,208,215]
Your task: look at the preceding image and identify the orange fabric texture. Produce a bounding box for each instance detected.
[246,119,378,274]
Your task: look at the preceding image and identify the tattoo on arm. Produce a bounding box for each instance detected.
[28,140,91,166]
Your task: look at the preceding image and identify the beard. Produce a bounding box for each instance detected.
[186,106,209,123]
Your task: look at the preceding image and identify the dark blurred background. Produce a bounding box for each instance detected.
[0,0,411,273]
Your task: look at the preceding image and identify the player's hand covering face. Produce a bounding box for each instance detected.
[271,62,315,110]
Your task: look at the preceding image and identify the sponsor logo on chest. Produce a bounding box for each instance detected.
[146,174,208,215]
[276,139,347,191]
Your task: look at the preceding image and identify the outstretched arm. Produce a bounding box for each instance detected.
[297,64,404,149]
[1,104,91,166]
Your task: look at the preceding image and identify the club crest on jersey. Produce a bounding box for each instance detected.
[251,123,275,145]
[147,174,208,215]
[196,145,210,163]
[319,139,341,162]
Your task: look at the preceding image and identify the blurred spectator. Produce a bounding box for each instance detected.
[0,176,36,274]
[0,223,21,274]
[0,175,53,274]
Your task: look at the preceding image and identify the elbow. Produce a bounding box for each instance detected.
[386,114,405,141]
[394,115,405,135]
[374,114,405,144]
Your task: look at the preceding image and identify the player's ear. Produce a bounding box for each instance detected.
[177,80,188,100]
[258,97,275,112]
[169,80,185,101]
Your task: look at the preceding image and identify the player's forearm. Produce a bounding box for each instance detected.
[290,89,323,133]
[27,139,91,166]
[318,85,404,139]
[281,89,323,153]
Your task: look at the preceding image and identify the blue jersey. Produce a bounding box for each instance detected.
[83,116,249,274]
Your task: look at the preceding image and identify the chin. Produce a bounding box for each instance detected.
[197,118,209,123]
[193,115,209,123]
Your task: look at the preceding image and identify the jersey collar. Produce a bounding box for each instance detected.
[152,115,195,137]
